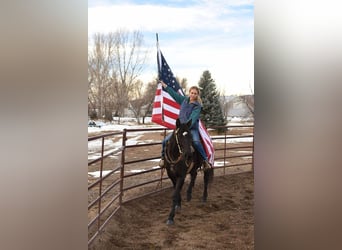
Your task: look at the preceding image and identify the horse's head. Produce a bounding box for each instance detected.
[174,119,193,160]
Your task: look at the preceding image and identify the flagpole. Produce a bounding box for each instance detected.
[156,32,159,48]
[156,33,161,79]
[156,33,164,122]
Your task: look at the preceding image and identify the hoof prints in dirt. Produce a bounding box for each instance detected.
[90,171,254,250]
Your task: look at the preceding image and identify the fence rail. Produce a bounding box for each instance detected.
[88,124,254,246]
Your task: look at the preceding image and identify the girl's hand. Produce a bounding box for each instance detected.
[159,80,167,88]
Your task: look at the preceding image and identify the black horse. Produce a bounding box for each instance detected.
[164,119,214,225]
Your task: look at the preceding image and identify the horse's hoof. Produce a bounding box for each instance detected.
[187,195,192,202]
[202,198,207,203]
[166,219,174,225]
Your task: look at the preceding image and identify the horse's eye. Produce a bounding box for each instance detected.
[182,131,188,136]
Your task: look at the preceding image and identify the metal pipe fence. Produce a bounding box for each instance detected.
[88,124,254,246]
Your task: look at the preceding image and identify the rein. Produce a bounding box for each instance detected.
[164,128,184,166]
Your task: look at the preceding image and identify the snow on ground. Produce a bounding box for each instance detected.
[88,116,253,134]
[88,117,253,176]
[88,117,162,133]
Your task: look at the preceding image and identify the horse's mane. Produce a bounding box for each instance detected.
[164,119,192,166]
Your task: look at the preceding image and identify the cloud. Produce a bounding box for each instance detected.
[88,0,254,94]
[88,1,253,35]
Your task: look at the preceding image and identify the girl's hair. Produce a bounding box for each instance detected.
[189,86,202,104]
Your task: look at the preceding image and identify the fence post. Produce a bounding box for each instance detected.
[224,127,228,175]
[119,129,127,205]
[97,137,105,231]
[159,128,168,188]
[252,128,255,173]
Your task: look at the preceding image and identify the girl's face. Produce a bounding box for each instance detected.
[189,88,199,102]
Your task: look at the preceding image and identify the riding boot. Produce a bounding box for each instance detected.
[203,160,213,171]
[159,156,165,168]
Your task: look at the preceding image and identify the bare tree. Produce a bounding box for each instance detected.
[128,80,145,124]
[238,95,254,115]
[176,76,188,93]
[128,79,159,124]
[238,82,254,116]
[88,33,116,119]
[141,80,159,124]
[88,73,97,118]
[88,30,147,121]
[220,95,235,121]
[113,30,147,122]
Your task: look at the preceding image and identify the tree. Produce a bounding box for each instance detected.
[198,70,226,130]
[113,29,147,122]
[141,80,159,124]
[88,30,147,122]
[220,95,235,121]
[128,80,145,124]
[88,33,115,119]
[176,76,188,93]
[238,95,254,116]
[239,82,254,116]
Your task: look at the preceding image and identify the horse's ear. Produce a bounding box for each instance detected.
[176,118,181,128]
[186,119,192,128]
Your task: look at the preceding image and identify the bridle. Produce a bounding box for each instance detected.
[164,128,189,166]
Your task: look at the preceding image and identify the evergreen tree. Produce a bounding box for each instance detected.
[198,70,226,130]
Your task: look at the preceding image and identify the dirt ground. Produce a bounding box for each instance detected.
[89,126,254,249]
[89,171,254,250]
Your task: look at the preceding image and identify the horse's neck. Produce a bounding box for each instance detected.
[168,134,180,155]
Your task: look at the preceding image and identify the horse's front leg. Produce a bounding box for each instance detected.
[166,177,185,225]
[186,170,197,201]
[202,168,213,202]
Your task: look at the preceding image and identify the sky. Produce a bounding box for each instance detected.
[88,0,254,95]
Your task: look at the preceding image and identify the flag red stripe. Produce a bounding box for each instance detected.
[163,97,181,109]
[153,101,161,108]
[199,121,215,165]
[155,88,161,95]
[164,121,176,129]
[163,109,179,120]
[151,114,162,123]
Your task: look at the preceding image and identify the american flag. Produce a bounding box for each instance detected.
[152,48,214,165]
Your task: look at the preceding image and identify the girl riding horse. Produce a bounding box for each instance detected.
[158,81,213,171]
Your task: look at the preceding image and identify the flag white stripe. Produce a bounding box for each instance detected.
[152,107,162,115]
[161,91,173,99]
[163,116,176,125]
[162,102,180,115]
[154,95,162,102]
